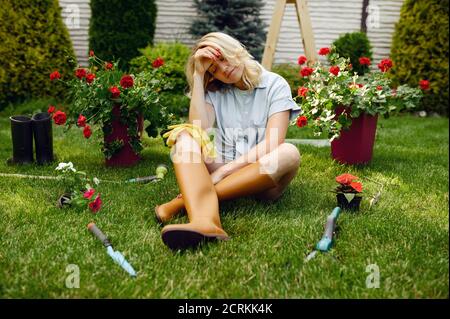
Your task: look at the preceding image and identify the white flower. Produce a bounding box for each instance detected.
[93,177,100,185]
[55,162,76,173]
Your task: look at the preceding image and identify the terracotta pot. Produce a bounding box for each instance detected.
[331,107,378,165]
[104,105,144,167]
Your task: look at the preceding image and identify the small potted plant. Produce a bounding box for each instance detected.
[55,161,103,214]
[293,47,425,165]
[333,173,363,211]
[50,51,173,167]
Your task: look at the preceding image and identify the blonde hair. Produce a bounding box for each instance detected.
[185,32,263,96]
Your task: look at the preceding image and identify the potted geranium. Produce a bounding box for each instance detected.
[55,161,103,213]
[333,173,363,211]
[50,51,172,166]
[294,48,425,165]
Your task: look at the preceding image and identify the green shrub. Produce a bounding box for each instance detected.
[0,0,76,110]
[330,32,373,75]
[390,0,449,115]
[130,42,192,117]
[89,0,157,70]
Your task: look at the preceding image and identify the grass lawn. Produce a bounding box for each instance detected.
[0,103,448,298]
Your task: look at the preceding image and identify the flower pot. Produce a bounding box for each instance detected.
[57,193,72,208]
[104,105,144,167]
[336,193,362,211]
[331,107,378,165]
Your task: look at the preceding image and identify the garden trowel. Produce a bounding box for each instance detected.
[87,223,137,277]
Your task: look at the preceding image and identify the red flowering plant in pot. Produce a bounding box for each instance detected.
[293,48,425,165]
[50,51,172,166]
[333,173,363,211]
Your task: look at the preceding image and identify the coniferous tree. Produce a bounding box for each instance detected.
[390,0,449,115]
[190,0,267,62]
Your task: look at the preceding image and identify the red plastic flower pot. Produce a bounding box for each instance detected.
[104,105,144,167]
[331,107,378,165]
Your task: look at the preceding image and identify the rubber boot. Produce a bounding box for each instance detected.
[8,115,34,164]
[32,112,54,165]
[161,147,229,250]
[155,161,277,224]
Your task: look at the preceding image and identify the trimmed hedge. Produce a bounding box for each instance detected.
[0,0,75,109]
[330,32,373,75]
[390,0,449,115]
[89,0,157,70]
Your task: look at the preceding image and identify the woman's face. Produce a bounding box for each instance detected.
[207,55,244,85]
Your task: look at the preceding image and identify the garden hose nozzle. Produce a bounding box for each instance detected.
[155,164,168,180]
[125,163,168,184]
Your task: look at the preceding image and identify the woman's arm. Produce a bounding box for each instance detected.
[210,111,290,184]
[189,46,220,130]
[189,72,215,130]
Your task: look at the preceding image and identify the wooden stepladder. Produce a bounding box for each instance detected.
[262,0,317,70]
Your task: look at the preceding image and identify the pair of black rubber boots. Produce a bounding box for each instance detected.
[9,112,54,165]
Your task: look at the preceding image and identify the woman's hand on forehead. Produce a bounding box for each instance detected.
[194,45,223,75]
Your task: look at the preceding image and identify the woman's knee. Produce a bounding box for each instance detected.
[277,143,301,171]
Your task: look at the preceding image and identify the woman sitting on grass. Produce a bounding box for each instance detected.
[156,32,301,250]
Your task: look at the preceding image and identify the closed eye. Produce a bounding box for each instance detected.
[208,65,217,74]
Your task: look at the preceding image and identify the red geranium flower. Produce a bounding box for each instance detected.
[296,115,308,128]
[109,86,121,98]
[350,182,363,193]
[120,75,134,89]
[419,79,430,90]
[86,73,96,84]
[47,105,55,114]
[89,50,95,57]
[75,68,87,79]
[318,47,330,56]
[83,125,92,139]
[378,58,393,72]
[152,57,164,68]
[49,71,61,81]
[89,194,102,213]
[329,66,340,76]
[336,173,358,185]
[300,66,314,77]
[105,62,113,70]
[53,110,67,125]
[376,85,383,90]
[359,57,371,66]
[77,114,87,127]
[297,86,309,97]
[83,188,95,199]
[297,55,307,65]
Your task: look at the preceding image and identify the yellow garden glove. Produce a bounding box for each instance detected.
[162,123,217,159]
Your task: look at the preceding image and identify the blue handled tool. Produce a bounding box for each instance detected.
[88,223,137,277]
[305,207,342,262]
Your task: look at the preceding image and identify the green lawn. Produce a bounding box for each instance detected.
[0,105,448,298]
